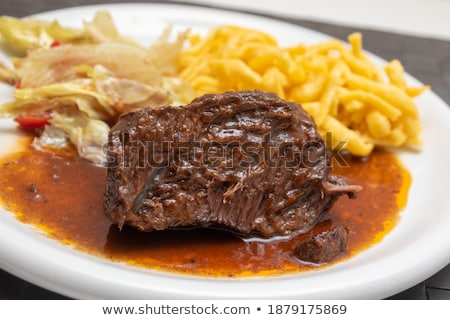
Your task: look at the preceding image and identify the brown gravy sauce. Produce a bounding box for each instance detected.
[0,146,410,277]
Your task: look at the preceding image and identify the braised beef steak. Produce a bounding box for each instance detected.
[104,90,359,237]
[294,226,348,264]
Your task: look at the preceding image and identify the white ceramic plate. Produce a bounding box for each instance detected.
[0,3,449,299]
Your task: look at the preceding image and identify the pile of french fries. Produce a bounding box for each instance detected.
[177,26,427,156]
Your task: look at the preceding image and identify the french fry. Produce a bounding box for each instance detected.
[385,59,406,89]
[209,59,261,89]
[261,67,287,98]
[348,32,362,57]
[406,85,430,98]
[337,88,402,121]
[366,110,391,139]
[323,115,374,156]
[176,25,427,156]
[345,72,419,118]
[316,86,337,126]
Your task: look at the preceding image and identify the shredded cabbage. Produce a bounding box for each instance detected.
[1,65,172,118]
[82,11,137,45]
[0,11,194,163]
[0,11,128,55]
[149,26,190,75]
[34,108,110,164]
[13,42,163,88]
[0,60,17,84]
[0,16,86,55]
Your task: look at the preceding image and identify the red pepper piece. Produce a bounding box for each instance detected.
[50,40,64,47]
[14,115,51,130]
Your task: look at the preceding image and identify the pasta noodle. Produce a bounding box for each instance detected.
[177,26,427,156]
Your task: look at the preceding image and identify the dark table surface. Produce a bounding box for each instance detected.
[0,0,449,300]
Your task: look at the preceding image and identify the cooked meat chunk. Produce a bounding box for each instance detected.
[294,226,348,264]
[104,90,360,237]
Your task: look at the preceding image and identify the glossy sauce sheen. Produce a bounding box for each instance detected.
[0,147,410,276]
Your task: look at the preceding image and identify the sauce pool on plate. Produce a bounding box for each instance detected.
[0,146,410,277]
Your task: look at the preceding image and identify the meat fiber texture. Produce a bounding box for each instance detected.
[104,90,359,237]
[294,226,348,264]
